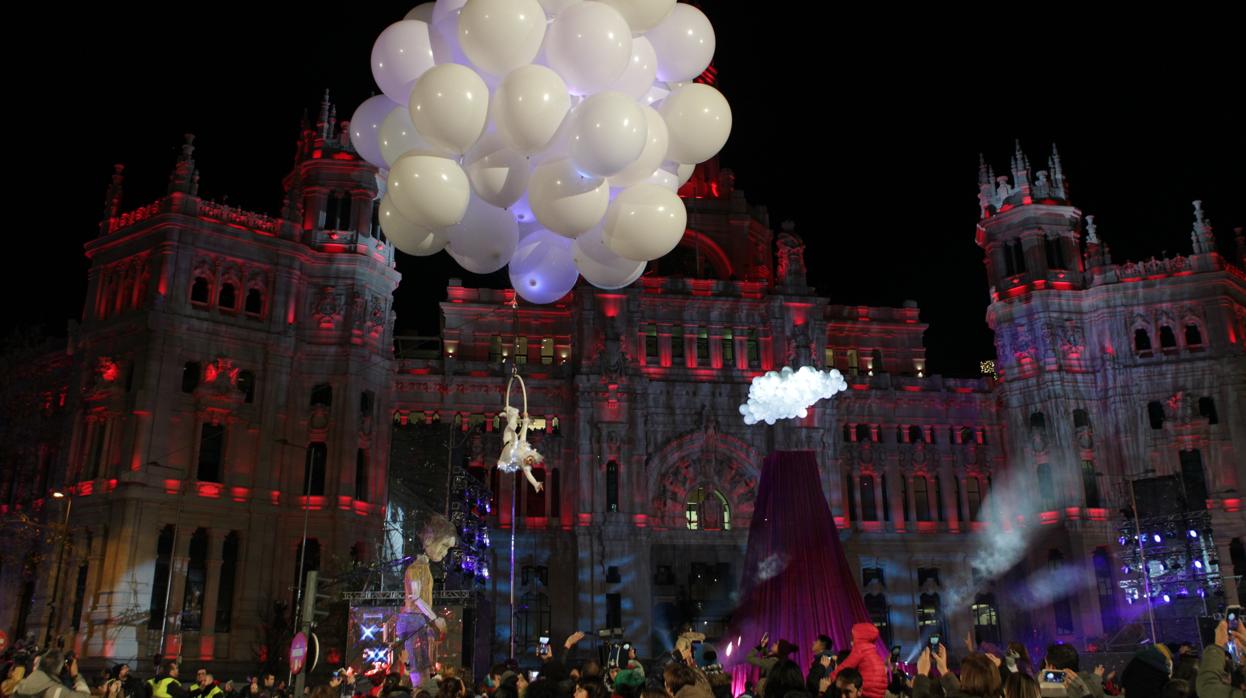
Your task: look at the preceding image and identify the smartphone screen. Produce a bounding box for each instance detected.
[540,636,550,645]
[1043,671,1063,683]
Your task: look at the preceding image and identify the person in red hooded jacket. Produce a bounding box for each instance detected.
[829,624,888,698]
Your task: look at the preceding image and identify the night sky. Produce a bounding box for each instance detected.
[7,5,1243,377]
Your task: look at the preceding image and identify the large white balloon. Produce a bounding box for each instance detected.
[599,0,675,33]
[408,64,490,155]
[645,166,680,192]
[431,0,467,25]
[543,1,632,95]
[379,106,447,166]
[387,154,472,229]
[509,230,580,304]
[464,132,530,209]
[379,195,448,256]
[445,197,520,274]
[349,95,399,169]
[492,65,572,155]
[601,183,687,261]
[608,37,658,100]
[405,3,434,22]
[371,21,436,106]
[459,0,546,76]
[528,158,610,238]
[608,105,669,188]
[574,226,646,289]
[646,4,715,82]
[569,92,647,178]
[659,83,731,164]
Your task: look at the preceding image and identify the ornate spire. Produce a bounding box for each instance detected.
[1047,143,1066,199]
[1191,200,1216,254]
[978,153,991,186]
[1010,139,1031,192]
[317,89,332,139]
[100,164,125,236]
[167,134,199,195]
[1085,215,1099,244]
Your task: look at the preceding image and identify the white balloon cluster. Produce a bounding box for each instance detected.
[738,367,850,426]
[350,0,732,304]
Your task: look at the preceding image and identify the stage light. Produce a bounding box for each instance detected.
[1194,561,1203,569]
[1121,565,1130,574]
[1118,536,1128,545]
[1188,529,1199,538]
[1161,594,1170,603]
[1153,534,1162,543]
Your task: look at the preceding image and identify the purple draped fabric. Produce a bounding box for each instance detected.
[723,450,880,688]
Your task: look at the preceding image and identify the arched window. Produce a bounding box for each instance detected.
[606,460,619,512]
[1147,401,1165,430]
[686,488,730,531]
[909,425,923,444]
[355,449,369,502]
[1160,326,1177,350]
[914,475,931,521]
[1037,463,1056,509]
[304,443,327,496]
[1185,323,1203,347]
[1073,409,1090,429]
[191,277,211,305]
[181,528,209,630]
[856,424,872,442]
[148,524,175,629]
[182,362,200,393]
[1134,328,1152,353]
[245,288,263,316]
[310,383,333,408]
[197,424,225,483]
[860,476,877,521]
[216,532,239,632]
[966,477,982,521]
[218,283,237,311]
[1198,397,1219,425]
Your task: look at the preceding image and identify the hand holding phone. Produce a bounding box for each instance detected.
[1042,671,1065,684]
[1227,606,1242,631]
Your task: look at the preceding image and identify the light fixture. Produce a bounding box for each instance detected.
[52,491,65,499]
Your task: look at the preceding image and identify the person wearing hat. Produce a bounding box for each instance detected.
[746,633,797,679]
[828,624,887,698]
[610,669,645,698]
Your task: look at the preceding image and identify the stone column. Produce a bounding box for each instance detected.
[200,529,227,636]
[851,468,863,529]
[164,525,195,653]
[940,464,961,532]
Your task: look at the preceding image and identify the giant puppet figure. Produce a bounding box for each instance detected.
[398,512,458,685]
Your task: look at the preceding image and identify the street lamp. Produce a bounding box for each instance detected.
[45,491,72,646]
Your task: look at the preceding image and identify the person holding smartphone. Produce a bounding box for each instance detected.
[1196,619,1246,698]
[806,635,835,696]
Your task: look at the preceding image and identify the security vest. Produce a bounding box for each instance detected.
[151,677,181,698]
[200,685,223,698]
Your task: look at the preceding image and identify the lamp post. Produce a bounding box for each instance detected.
[44,491,72,647]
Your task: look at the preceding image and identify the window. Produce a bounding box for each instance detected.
[1160,326,1177,350]
[245,288,263,316]
[1092,548,1117,635]
[518,592,551,653]
[696,329,709,364]
[526,467,546,517]
[606,593,622,629]
[881,474,891,523]
[824,347,834,369]
[671,325,684,364]
[1185,323,1203,346]
[606,460,619,512]
[955,477,964,522]
[1045,236,1066,269]
[856,424,872,442]
[148,525,175,629]
[747,330,760,368]
[918,592,943,635]
[900,477,910,522]
[971,593,1001,646]
[1081,459,1101,508]
[360,391,374,419]
[1180,450,1207,511]
[489,335,503,363]
[1030,411,1047,432]
[934,474,945,521]
[304,442,327,496]
[959,427,974,444]
[723,330,734,365]
[182,362,201,393]
[197,424,225,483]
[1134,328,1153,353]
[191,277,210,305]
[846,349,859,376]
[871,348,884,375]
[908,425,923,444]
[216,532,239,632]
[237,370,255,404]
[1049,550,1075,634]
[70,533,91,632]
[310,383,333,408]
[1147,401,1165,430]
[860,476,877,521]
[1198,397,1218,425]
[218,283,237,311]
[686,488,730,531]
[966,477,981,521]
[515,336,529,364]
[914,476,931,521]
[1037,463,1055,509]
[845,474,857,521]
[862,567,885,587]
[1004,240,1026,276]
[864,593,891,646]
[645,325,659,363]
[86,422,107,480]
[1073,409,1090,429]
[181,528,209,631]
[541,338,554,365]
[355,449,369,501]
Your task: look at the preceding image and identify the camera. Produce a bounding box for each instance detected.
[1228,606,1242,631]
[1043,671,1064,684]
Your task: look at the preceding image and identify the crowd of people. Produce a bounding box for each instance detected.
[3,621,1243,698]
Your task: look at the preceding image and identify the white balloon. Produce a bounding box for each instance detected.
[574,225,646,288]
[676,162,695,185]
[543,1,632,95]
[569,92,647,178]
[608,36,658,100]
[608,106,669,188]
[599,0,675,33]
[459,0,546,77]
[408,63,490,155]
[538,0,581,16]
[349,95,399,169]
[528,158,610,238]
[379,195,448,256]
[641,84,671,107]
[601,183,687,261]
[371,21,436,106]
[445,197,520,274]
[646,3,715,82]
[509,230,580,304]
[645,166,680,192]
[492,65,572,155]
[658,83,731,164]
[379,106,447,166]
[405,3,435,22]
[464,132,530,208]
[387,154,472,229]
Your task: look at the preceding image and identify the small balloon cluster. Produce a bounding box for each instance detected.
[350,0,731,304]
[738,366,849,426]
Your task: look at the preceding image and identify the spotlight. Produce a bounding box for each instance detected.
[1162,594,1171,603]
[1188,529,1199,539]
[1122,565,1131,574]
[1119,536,1128,545]
[1194,561,1204,569]
[1153,534,1162,543]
